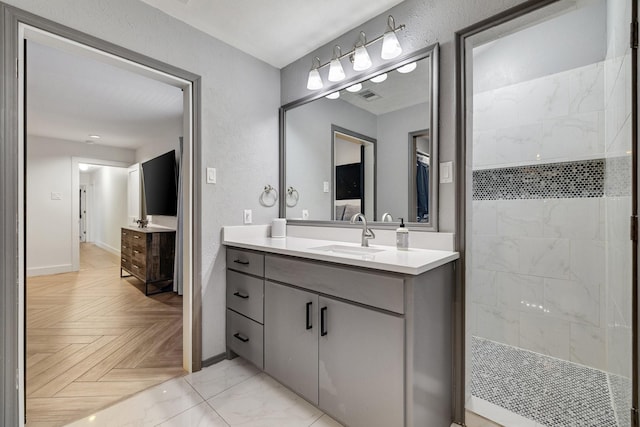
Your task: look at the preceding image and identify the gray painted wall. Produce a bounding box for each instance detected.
[280,0,534,233]
[4,0,281,360]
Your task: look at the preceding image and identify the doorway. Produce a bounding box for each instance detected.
[456,0,636,425]
[5,17,202,426]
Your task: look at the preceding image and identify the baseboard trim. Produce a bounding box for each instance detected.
[94,241,120,256]
[27,264,74,277]
[202,352,227,368]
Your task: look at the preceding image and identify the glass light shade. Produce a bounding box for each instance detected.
[325,92,340,99]
[346,83,362,93]
[328,58,345,82]
[306,68,323,90]
[370,73,388,83]
[381,31,402,60]
[397,62,417,74]
[352,45,372,71]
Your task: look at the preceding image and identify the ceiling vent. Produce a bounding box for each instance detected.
[359,89,381,102]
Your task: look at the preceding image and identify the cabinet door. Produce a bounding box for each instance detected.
[318,296,404,427]
[264,281,318,404]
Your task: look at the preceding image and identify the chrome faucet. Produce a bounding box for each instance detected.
[381,212,393,222]
[350,213,375,247]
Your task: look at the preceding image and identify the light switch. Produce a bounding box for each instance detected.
[323,181,329,193]
[243,209,252,224]
[302,209,309,220]
[440,161,453,184]
[206,167,216,184]
[51,192,62,200]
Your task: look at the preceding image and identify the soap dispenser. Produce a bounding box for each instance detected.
[396,218,409,250]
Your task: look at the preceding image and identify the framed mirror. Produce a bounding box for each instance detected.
[280,43,439,230]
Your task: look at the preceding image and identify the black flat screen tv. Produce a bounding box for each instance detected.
[335,162,362,200]
[141,150,177,216]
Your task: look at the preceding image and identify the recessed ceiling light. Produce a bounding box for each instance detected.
[370,73,388,83]
[397,62,417,74]
[325,92,340,100]
[346,83,363,93]
[88,134,101,139]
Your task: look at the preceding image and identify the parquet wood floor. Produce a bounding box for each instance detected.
[26,243,184,427]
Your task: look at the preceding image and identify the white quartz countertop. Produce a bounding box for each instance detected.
[222,235,459,276]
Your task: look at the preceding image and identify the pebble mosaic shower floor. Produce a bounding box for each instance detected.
[471,337,631,427]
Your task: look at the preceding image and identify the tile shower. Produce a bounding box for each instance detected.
[468,1,632,425]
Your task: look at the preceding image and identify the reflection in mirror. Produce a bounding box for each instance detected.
[282,44,438,229]
[332,126,376,221]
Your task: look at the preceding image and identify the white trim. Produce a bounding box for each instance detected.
[93,241,120,257]
[17,23,26,427]
[26,264,74,277]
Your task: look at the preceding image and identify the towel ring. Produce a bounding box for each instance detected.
[286,186,299,207]
[260,185,278,207]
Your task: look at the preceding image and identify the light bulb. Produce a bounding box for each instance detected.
[325,92,340,99]
[306,68,323,90]
[370,73,387,83]
[397,62,417,74]
[352,45,372,71]
[328,58,345,82]
[381,31,402,60]
[346,83,362,93]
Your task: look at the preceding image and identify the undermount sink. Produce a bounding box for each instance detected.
[310,244,386,255]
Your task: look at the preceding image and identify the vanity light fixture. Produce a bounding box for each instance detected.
[325,91,340,99]
[381,16,403,59]
[306,56,323,90]
[370,73,388,83]
[304,15,405,91]
[327,46,346,82]
[397,62,417,74]
[346,83,362,93]
[352,32,372,71]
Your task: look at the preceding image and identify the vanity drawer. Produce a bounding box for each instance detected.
[227,270,264,323]
[227,309,263,369]
[265,254,405,314]
[227,248,264,277]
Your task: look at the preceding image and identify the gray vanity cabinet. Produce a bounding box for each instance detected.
[264,281,319,404]
[318,296,404,427]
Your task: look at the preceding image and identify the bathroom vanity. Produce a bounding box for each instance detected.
[223,231,458,427]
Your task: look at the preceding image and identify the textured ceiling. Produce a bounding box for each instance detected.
[138,0,405,68]
[27,40,183,149]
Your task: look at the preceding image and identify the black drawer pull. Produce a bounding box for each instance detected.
[233,259,250,265]
[306,302,313,330]
[320,306,328,336]
[233,291,249,299]
[233,332,249,343]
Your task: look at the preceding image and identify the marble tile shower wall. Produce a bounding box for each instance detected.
[470,61,610,371]
[604,0,632,380]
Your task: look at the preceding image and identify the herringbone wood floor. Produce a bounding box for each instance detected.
[26,243,184,427]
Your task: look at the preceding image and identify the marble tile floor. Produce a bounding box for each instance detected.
[65,357,344,427]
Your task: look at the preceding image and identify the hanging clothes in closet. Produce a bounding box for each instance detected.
[416,155,429,222]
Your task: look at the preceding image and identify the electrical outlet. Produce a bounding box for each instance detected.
[243,209,252,224]
[206,167,216,184]
[323,181,329,193]
[302,209,309,220]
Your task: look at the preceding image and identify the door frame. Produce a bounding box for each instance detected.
[0,3,203,425]
[454,0,638,424]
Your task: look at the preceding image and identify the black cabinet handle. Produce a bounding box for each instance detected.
[233,259,250,265]
[233,291,249,299]
[233,332,249,343]
[306,302,312,330]
[320,306,328,336]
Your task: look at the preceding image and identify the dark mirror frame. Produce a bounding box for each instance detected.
[279,43,439,230]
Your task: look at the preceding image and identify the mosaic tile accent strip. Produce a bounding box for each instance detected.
[472,159,606,200]
[471,336,625,426]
